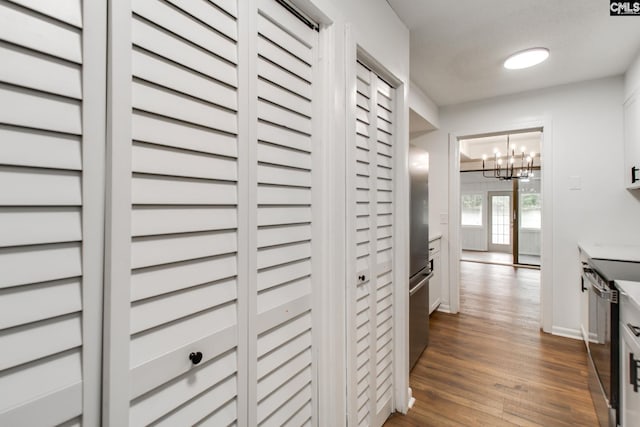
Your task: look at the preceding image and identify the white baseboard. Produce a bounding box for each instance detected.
[407,387,415,410]
[551,326,583,340]
[437,304,451,313]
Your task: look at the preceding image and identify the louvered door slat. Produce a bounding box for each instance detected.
[257,36,312,83]
[0,85,81,135]
[0,44,82,99]
[131,254,237,301]
[132,16,237,88]
[132,48,237,110]
[0,126,81,170]
[165,0,237,41]
[257,13,312,65]
[0,278,81,330]
[8,0,82,27]
[0,2,81,63]
[132,142,237,181]
[132,80,237,134]
[151,374,237,427]
[132,175,237,205]
[258,77,312,117]
[132,111,237,157]
[258,121,311,152]
[132,0,237,64]
[258,56,312,100]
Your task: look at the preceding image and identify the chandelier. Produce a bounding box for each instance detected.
[482,135,536,180]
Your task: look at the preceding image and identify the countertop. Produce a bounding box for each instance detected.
[429,233,442,243]
[616,280,640,311]
[578,242,640,262]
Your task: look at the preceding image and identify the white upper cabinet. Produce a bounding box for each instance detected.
[624,92,640,189]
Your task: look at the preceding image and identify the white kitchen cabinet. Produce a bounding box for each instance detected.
[429,236,442,314]
[620,325,640,427]
[580,276,590,347]
[618,282,640,427]
[624,92,640,189]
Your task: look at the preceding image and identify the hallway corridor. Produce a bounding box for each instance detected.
[385,262,598,426]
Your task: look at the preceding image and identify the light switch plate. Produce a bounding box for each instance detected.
[440,213,448,224]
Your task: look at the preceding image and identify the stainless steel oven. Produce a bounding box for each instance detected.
[582,258,640,426]
[582,263,619,426]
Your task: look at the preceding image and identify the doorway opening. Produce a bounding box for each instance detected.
[458,130,542,269]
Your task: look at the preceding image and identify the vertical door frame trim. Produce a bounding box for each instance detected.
[315,12,343,427]
[103,1,133,425]
[236,0,251,425]
[82,0,108,424]
[344,26,358,427]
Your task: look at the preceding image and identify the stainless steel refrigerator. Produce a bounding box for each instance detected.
[408,145,431,370]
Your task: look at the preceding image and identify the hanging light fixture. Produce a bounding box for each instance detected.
[482,135,536,180]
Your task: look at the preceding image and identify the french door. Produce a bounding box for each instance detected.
[487,191,512,253]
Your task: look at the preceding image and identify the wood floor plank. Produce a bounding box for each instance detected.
[385,262,598,427]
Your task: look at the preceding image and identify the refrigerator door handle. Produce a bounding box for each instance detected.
[409,272,433,297]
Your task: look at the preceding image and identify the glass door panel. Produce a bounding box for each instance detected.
[488,192,512,253]
[517,171,542,266]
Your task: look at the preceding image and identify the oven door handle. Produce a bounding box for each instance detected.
[409,272,433,297]
[584,272,618,303]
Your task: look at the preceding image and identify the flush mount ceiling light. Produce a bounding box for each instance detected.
[504,48,549,70]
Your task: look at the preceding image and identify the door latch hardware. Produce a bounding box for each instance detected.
[632,166,639,184]
[358,274,366,282]
[630,352,639,392]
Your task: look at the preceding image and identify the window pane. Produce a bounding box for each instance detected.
[461,194,482,226]
[520,193,541,229]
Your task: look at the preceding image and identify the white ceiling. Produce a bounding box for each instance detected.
[387,0,640,106]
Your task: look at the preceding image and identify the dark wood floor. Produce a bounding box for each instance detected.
[385,262,597,427]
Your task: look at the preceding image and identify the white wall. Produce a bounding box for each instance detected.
[410,81,439,129]
[414,76,640,333]
[460,172,511,251]
[459,172,542,256]
[625,49,640,100]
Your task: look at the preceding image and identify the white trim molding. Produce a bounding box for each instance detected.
[448,117,554,332]
[551,326,583,341]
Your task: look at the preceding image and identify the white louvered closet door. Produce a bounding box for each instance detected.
[349,60,396,427]
[0,0,104,426]
[253,0,320,425]
[123,0,242,425]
